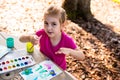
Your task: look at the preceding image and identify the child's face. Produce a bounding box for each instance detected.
[44,15,62,38]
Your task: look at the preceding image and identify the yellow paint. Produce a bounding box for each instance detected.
[26,42,34,53]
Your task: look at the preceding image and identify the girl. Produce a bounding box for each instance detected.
[19,5,85,70]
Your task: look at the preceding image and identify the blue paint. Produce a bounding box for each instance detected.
[50,70,56,76]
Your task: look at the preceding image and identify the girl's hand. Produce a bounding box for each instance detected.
[30,35,39,45]
[55,48,71,56]
[56,47,85,60]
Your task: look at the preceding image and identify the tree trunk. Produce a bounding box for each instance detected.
[62,0,93,21]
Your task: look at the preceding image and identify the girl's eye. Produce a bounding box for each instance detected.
[52,23,56,26]
[44,21,48,25]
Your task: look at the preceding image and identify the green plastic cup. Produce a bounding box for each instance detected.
[6,37,14,48]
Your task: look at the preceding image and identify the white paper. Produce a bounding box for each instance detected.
[20,60,63,80]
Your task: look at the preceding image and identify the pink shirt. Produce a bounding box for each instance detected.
[36,29,77,70]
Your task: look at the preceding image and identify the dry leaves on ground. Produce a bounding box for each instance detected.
[0,0,120,80]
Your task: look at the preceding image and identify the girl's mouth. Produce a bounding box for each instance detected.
[47,31,53,34]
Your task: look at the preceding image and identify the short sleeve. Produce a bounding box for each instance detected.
[35,29,44,37]
[63,32,77,49]
[66,37,77,49]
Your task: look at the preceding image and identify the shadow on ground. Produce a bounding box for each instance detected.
[74,18,120,59]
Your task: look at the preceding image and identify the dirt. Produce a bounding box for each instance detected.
[0,0,120,80]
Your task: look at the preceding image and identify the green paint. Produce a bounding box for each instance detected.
[35,65,42,71]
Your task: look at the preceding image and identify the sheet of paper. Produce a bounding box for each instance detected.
[0,45,11,59]
[20,60,63,80]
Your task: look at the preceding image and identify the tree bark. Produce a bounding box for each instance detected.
[62,0,93,21]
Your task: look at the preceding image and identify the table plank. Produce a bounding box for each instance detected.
[0,33,6,46]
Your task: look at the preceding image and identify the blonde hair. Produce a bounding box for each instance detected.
[44,5,67,24]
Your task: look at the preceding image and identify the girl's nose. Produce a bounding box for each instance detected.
[47,25,52,30]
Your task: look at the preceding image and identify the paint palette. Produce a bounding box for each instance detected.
[0,55,36,74]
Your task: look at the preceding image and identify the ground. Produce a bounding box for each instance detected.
[0,0,120,80]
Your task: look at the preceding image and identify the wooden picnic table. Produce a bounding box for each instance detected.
[0,32,77,80]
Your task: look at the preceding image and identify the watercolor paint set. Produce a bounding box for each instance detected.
[0,55,36,74]
[20,60,63,80]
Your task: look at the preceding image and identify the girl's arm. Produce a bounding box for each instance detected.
[19,35,31,42]
[19,35,39,45]
[69,48,85,60]
[56,48,85,61]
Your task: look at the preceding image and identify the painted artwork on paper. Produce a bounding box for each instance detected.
[20,60,63,80]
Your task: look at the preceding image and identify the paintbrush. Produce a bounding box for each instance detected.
[30,45,34,50]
